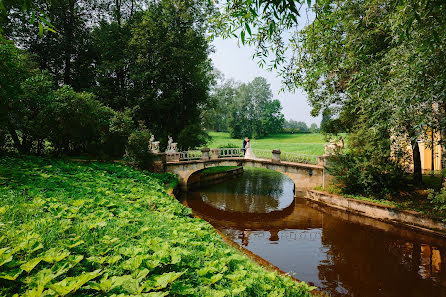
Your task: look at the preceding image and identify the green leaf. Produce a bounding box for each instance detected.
[143,292,169,297]
[21,257,42,273]
[307,0,311,8]
[48,269,102,296]
[30,11,35,25]
[42,248,70,263]
[38,23,43,37]
[240,30,245,44]
[0,253,13,267]
[154,271,184,289]
[245,23,251,36]
[0,268,22,280]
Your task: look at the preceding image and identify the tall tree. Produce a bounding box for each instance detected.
[128,0,215,149]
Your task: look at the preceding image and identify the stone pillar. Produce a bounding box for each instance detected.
[272,149,281,163]
[201,148,210,160]
[151,152,166,173]
[317,155,327,166]
[211,148,220,160]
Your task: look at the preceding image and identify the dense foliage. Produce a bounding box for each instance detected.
[213,0,445,192]
[0,0,216,153]
[283,120,319,134]
[205,77,284,139]
[0,156,315,296]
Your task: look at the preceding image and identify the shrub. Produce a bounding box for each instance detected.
[218,143,240,148]
[44,86,115,155]
[102,109,135,157]
[326,153,407,198]
[125,125,154,169]
[428,170,446,218]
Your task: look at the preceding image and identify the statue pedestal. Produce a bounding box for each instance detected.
[272,149,281,163]
[211,149,220,159]
[201,148,210,160]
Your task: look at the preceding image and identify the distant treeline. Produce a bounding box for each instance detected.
[204,76,284,139]
[283,120,319,134]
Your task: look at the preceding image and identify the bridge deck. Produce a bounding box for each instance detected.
[166,157,324,170]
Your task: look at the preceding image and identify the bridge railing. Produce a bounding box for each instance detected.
[166,150,202,162]
[280,152,318,165]
[218,148,244,158]
[166,148,319,165]
[252,148,272,160]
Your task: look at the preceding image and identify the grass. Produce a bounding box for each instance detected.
[201,166,239,176]
[206,132,329,155]
[0,155,314,296]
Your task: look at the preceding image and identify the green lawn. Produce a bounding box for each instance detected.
[0,155,314,296]
[207,132,329,155]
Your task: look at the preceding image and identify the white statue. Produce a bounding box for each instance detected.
[167,136,174,152]
[151,141,160,153]
[324,137,344,156]
[149,134,155,150]
[170,143,178,152]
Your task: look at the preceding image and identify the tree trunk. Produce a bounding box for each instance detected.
[7,122,23,153]
[63,0,75,85]
[412,140,422,184]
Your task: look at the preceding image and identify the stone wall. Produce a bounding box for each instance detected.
[307,190,446,236]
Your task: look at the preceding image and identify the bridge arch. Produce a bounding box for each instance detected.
[165,158,325,195]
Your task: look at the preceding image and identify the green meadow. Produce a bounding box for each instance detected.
[0,155,314,296]
[207,132,328,156]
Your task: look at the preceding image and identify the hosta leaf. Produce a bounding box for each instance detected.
[0,253,13,267]
[0,268,23,280]
[142,292,169,297]
[154,271,184,289]
[134,268,150,281]
[205,273,223,285]
[232,285,247,294]
[121,255,148,270]
[21,257,42,273]
[107,254,122,265]
[170,253,181,265]
[48,269,102,296]
[42,248,70,263]
[145,259,161,270]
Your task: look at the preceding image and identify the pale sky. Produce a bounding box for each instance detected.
[209,5,320,126]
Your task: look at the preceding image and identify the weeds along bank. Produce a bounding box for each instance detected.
[0,156,314,296]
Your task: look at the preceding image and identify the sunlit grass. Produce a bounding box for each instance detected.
[207,132,329,155]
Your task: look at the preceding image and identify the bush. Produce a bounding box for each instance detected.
[44,86,115,155]
[102,109,135,157]
[326,153,407,198]
[125,126,154,169]
[218,143,240,148]
[428,170,446,218]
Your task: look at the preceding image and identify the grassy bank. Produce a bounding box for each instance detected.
[316,174,445,220]
[201,166,240,176]
[0,155,314,296]
[207,132,327,155]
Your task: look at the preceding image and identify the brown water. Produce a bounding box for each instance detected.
[181,167,446,297]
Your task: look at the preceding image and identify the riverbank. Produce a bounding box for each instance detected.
[307,190,446,236]
[0,155,314,296]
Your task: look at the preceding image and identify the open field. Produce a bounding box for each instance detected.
[0,155,313,296]
[207,132,329,156]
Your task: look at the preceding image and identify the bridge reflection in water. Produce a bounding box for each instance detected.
[181,167,446,297]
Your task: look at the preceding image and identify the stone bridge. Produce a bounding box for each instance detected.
[153,148,328,194]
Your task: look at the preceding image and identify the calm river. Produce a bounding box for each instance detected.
[181,167,446,297]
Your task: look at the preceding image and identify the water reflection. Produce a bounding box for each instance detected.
[182,167,446,297]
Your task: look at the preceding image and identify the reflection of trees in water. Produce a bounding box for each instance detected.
[200,167,293,213]
[316,216,446,297]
